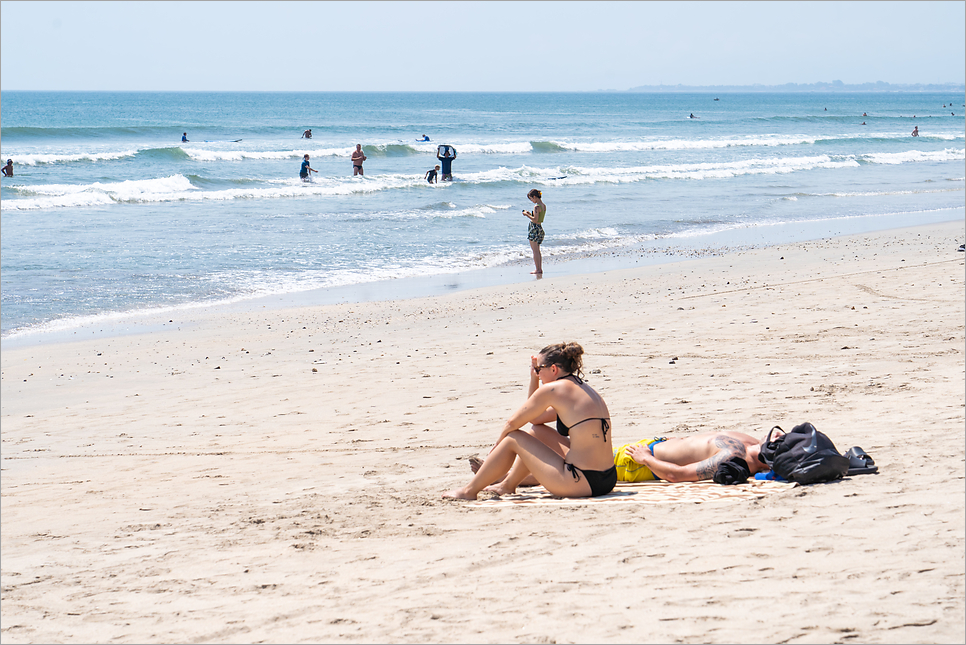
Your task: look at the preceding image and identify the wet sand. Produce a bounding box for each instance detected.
[2,220,964,643]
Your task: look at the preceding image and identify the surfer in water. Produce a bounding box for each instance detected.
[300,154,318,181]
[689,113,697,119]
[419,134,430,142]
[425,165,440,184]
[302,129,312,139]
[437,145,456,181]
[182,132,189,142]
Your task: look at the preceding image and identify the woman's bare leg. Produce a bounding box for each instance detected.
[485,424,569,495]
[530,240,543,274]
[444,431,590,499]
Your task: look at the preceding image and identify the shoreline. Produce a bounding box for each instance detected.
[1,219,963,643]
[3,207,961,349]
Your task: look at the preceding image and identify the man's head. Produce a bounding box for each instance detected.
[304,154,310,160]
[356,144,362,150]
[713,456,751,485]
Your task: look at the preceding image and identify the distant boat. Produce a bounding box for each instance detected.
[714,97,720,101]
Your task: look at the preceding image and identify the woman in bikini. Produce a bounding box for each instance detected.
[523,189,546,275]
[443,342,617,500]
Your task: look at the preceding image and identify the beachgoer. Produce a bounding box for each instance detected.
[1,159,12,177]
[862,112,868,117]
[351,144,366,176]
[420,134,430,142]
[443,342,617,500]
[471,428,772,492]
[300,154,318,181]
[302,129,312,139]
[860,122,866,126]
[437,145,456,181]
[523,189,546,275]
[912,126,919,137]
[182,133,189,142]
[689,113,696,119]
[425,165,439,184]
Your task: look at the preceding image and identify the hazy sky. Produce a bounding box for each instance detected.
[2,1,963,91]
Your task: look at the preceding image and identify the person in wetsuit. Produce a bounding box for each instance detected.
[437,145,456,181]
[443,342,617,500]
[425,165,440,184]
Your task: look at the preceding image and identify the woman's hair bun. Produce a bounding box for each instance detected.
[539,341,584,377]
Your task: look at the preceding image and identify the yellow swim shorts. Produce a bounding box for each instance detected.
[613,438,667,482]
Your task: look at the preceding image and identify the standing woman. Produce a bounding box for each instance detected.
[443,342,617,500]
[523,188,546,275]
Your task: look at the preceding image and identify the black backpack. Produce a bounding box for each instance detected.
[758,423,850,484]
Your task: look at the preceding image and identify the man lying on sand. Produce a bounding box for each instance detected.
[470,430,774,496]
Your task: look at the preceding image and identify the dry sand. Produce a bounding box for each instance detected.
[2,220,964,644]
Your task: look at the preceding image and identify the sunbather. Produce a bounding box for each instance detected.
[443,342,617,500]
[471,428,775,494]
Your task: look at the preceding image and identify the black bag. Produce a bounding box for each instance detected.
[758,423,850,484]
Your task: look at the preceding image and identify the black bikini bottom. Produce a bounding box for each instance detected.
[565,463,617,497]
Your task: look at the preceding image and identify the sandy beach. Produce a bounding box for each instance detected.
[2,220,964,643]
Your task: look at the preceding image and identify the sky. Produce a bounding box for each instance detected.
[1,1,963,92]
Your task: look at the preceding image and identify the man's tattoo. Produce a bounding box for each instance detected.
[694,435,747,480]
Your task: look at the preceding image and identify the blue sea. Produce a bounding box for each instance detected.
[1,91,963,340]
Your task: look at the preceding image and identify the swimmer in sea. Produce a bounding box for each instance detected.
[302,129,312,139]
[425,165,439,184]
[182,132,189,142]
[1,159,12,177]
[912,126,919,137]
[351,144,366,176]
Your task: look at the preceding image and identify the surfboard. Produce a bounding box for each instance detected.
[202,139,243,143]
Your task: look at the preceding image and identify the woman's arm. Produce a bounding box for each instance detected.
[497,383,559,443]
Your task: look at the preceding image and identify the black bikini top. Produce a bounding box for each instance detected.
[556,415,611,441]
[555,373,610,441]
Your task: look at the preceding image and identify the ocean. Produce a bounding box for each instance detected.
[1,91,963,340]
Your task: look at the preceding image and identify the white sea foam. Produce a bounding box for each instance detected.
[5,150,139,165]
[571,227,621,239]
[4,148,961,212]
[556,136,820,152]
[451,142,535,155]
[861,148,965,165]
[454,155,861,186]
[181,148,310,162]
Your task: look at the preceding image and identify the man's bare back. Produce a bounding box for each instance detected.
[626,431,766,482]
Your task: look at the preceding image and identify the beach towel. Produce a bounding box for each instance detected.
[466,479,796,508]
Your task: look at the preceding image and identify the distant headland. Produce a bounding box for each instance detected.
[618,81,965,93]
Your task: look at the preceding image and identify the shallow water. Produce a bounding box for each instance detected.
[2,91,963,338]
